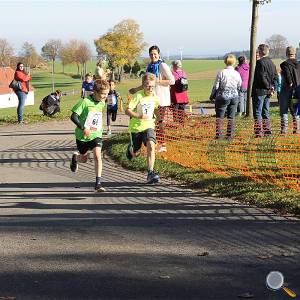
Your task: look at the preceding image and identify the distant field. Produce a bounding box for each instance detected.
[0,58,282,124]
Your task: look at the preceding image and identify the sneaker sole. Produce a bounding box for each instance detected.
[70,154,78,172]
[147,177,160,184]
[95,187,106,192]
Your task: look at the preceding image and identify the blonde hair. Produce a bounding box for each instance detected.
[142,72,156,85]
[93,79,110,92]
[224,54,236,66]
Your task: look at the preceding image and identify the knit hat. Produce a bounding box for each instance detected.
[286,46,296,56]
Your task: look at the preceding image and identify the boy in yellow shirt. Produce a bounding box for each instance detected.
[125,73,160,184]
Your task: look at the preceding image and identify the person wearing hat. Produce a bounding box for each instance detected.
[279,46,300,134]
[170,60,189,124]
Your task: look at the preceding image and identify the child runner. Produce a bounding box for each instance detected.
[106,79,122,136]
[81,73,94,98]
[125,72,160,184]
[70,79,110,192]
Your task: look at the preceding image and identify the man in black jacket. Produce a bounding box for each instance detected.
[279,46,300,134]
[252,44,278,136]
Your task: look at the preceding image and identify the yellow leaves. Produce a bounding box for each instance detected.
[94,19,147,69]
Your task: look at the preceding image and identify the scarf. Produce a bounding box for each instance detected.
[146,60,163,78]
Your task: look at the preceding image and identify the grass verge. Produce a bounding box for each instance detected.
[104,133,300,216]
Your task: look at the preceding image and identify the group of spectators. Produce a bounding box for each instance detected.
[210,44,300,139]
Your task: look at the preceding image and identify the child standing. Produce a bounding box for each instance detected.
[125,73,160,184]
[70,80,110,192]
[81,73,94,98]
[106,80,122,136]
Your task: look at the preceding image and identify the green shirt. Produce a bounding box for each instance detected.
[128,91,160,133]
[71,96,106,141]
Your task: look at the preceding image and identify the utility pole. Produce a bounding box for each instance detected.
[247,0,271,117]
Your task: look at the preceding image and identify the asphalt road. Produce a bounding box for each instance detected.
[0,119,299,300]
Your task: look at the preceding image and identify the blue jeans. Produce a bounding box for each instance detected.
[16,91,27,122]
[252,94,271,135]
[279,88,294,133]
[237,89,247,113]
[215,96,238,138]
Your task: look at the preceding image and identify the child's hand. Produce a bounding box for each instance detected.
[140,114,151,120]
[83,128,91,137]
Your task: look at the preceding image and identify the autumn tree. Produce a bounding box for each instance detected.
[59,45,73,73]
[20,42,42,68]
[247,0,272,117]
[0,39,14,67]
[265,34,288,58]
[94,19,147,81]
[59,40,92,77]
[41,39,62,74]
[74,41,92,79]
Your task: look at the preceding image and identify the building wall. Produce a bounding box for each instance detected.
[0,91,34,109]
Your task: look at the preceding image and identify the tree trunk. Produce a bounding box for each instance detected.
[52,59,55,92]
[247,0,259,118]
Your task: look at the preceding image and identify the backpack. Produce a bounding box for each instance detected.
[177,76,188,92]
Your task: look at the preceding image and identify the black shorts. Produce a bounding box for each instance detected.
[76,137,102,154]
[131,128,156,152]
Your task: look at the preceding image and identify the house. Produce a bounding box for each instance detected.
[0,67,34,109]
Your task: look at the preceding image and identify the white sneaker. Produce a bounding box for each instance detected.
[107,130,112,137]
[157,145,167,153]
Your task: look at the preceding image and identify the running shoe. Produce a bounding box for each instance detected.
[70,152,78,172]
[147,171,160,184]
[95,183,106,192]
[126,144,134,160]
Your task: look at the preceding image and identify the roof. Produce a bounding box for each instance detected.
[0,67,34,94]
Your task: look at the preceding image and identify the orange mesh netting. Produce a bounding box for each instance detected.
[153,106,300,193]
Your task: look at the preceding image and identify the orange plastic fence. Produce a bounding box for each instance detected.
[154,106,300,193]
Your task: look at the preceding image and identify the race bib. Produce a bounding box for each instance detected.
[140,102,155,118]
[107,94,117,106]
[84,111,102,131]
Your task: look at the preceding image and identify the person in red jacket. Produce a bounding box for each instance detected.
[170,60,189,124]
[13,62,32,124]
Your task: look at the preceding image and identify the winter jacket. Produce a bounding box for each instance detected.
[235,63,249,90]
[14,70,32,93]
[280,59,300,89]
[252,56,277,96]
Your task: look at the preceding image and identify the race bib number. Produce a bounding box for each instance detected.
[141,102,155,118]
[84,111,102,131]
[107,94,117,106]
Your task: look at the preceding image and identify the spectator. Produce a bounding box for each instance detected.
[235,56,249,116]
[210,54,242,139]
[12,62,32,124]
[279,46,300,134]
[252,44,277,137]
[39,90,62,117]
[170,60,189,123]
[82,73,94,98]
[94,60,111,80]
[129,45,175,152]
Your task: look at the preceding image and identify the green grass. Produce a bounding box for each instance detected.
[104,133,300,216]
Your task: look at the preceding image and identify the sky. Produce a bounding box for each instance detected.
[0,0,299,58]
